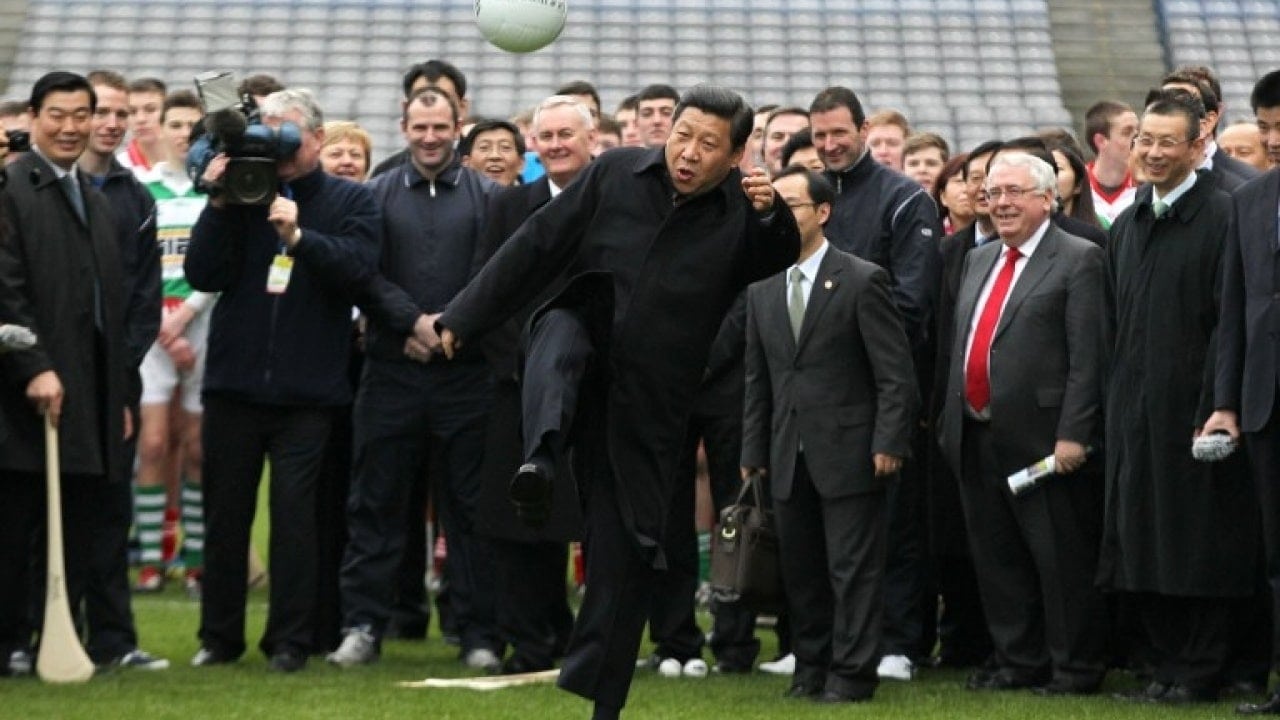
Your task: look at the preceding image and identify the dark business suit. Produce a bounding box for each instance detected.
[472,177,580,670]
[742,246,916,698]
[938,223,1108,689]
[1209,145,1262,193]
[1218,168,1280,671]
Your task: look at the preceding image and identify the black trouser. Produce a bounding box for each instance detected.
[340,359,496,652]
[880,449,925,659]
[776,454,885,699]
[313,404,353,654]
[84,454,139,663]
[958,419,1107,687]
[680,406,762,667]
[520,308,653,711]
[645,445,704,662]
[1132,592,1233,690]
[494,538,573,668]
[198,395,331,659]
[1247,414,1280,680]
[1,470,99,662]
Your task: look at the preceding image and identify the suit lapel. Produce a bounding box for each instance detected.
[796,249,842,354]
[764,271,797,355]
[993,226,1059,341]
[528,178,552,214]
[954,241,1001,348]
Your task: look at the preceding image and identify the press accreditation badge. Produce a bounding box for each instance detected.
[266,255,294,295]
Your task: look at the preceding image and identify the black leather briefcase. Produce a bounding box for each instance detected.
[709,471,783,612]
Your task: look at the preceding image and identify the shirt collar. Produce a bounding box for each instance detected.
[548,177,564,198]
[404,153,462,188]
[1201,139,1218,170]
[31,146,76,181]
[793,239,829,280]
[1151,170,1198,210]
[632,146,737,205]
[1005,218,1050,258]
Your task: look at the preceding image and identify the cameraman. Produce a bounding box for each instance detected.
[184,89,379,673]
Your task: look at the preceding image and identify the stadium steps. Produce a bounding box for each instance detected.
[1047,0,1166,127]
[0,0,29,95]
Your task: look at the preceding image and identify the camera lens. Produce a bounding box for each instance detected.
[224,158,277,205]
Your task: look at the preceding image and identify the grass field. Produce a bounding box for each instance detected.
[1,583,1250,720]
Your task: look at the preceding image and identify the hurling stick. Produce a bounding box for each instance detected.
[398,668,560,690]
[36,413,94,683]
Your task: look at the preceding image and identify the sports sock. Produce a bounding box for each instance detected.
[181,480,205,571]
[134,485,166,567]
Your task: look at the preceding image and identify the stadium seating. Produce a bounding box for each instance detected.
[1158,0,1280,122]
[5,0,1076,163]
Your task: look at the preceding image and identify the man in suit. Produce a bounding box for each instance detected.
[437,85,799,720]
[741,166,916,703]
[1207,69,1280,715]
[0,72,131,673]
[471,94,596,675]
[809,85,942,679]
[939,152,1108,694]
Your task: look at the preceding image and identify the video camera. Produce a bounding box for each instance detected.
[186,71,301,206]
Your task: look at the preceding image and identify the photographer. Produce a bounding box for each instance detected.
[183,89,379,673]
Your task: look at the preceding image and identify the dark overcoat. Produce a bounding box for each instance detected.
[0,153,127,479]
[1098,174,1259,597]
[440,147,800,567]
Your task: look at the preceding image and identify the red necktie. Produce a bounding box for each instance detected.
[965,246,1021,413]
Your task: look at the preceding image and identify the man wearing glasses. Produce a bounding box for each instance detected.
[1100,90,1257,705]
[938,152,1108,696]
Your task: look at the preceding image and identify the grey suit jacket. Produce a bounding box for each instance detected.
[1217,168,1280,432]
[742,246,917,501]
[938,223,1105,479]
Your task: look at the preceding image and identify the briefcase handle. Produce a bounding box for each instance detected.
[734,470,766,510]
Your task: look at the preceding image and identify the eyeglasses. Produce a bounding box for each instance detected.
[1132,135,1196,151]
[979,186,1041,202]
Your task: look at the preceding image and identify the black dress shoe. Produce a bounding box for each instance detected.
[711,661,751,674]
[1238,691,1280,715]
[814,689,872,704]
[967,669,1041,691]
[500,655,551,675]
[785,682,822,699]
[1225,680,1270,698]
[1155,684,1217,705]
[1113,681,1170,702]
[1033,678,1101,696]
[267,651,306,673]
[509,462,552,527]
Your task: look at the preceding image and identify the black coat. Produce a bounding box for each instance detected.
[472,176,584,543]
[0,153,127,478]
[440,147,800,566]
[1098,174,1258,596]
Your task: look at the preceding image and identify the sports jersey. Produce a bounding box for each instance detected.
[141,162,207,304]
[1086,161,1137,225]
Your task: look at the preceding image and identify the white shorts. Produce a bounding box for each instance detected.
[140,307,210,414]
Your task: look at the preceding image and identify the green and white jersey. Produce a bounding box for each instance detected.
[142,162,206,301]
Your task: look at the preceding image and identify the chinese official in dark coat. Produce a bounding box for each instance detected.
[938,152,1109,695]
[438,85,800,720]
[741,166,917,703]
[0,73,130,666]
[1206,69,1280,716]
[1099,93,1258,704]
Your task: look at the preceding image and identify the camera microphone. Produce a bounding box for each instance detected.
[205,108,247,147]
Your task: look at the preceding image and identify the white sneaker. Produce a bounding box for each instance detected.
[463,647,501,673]
[657,657,682,678]
[759,653,795,675]
[115,649,170,671]
[876,654,914,681]
[326,629,379,668]
[682,658,709,678]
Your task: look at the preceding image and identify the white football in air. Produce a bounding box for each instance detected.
[475,0,568,53]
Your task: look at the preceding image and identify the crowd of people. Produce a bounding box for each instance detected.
[2,53,1280,720]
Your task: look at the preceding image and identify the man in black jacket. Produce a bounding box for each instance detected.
[438,85,800,720]
[77,69,164,670]
[0,72,131,675]
[184,88,379,673]
[329,87,501,672]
